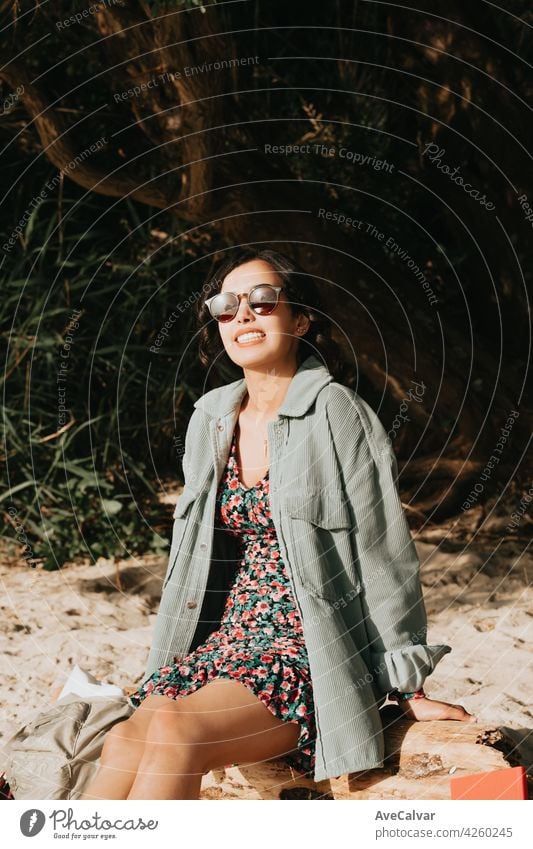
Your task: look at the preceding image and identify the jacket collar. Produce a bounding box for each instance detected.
[193,354,334,419]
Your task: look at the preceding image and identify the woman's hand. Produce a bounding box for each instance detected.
[398,696,478,723]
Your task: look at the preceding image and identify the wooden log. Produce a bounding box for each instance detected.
[200,706,530,800]
[43,688,528,800]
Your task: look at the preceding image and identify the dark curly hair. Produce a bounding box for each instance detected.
[196,247,348,382]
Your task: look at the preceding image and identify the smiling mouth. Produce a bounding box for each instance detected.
[235,331,266,344]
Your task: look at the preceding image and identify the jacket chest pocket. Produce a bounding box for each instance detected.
[284,491,362,602]
[163,486,201,591]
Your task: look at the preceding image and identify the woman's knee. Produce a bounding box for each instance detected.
[144,703,203,745]
[99,717,146,762]
[137,705,212,771]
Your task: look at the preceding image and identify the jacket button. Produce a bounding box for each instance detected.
[186,600,197,609]
[200,542,207,550]
[216,423,224,431]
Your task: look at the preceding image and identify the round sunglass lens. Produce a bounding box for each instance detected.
[249,285,278,314]
[210,293,238,322]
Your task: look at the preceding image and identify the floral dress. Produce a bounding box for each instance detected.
[128,425,317,775]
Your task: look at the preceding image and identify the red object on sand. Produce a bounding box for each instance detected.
[450,765,527,800]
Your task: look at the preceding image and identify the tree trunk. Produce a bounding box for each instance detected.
[200,708,531,799]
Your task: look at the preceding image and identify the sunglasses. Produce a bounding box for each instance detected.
[204,285,284,323]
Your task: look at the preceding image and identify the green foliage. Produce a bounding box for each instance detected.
[1,0,531,565]
[1,190,206,569]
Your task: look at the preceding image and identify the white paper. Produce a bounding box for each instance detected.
[55,664,125,702]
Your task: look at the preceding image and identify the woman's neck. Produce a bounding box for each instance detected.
[241,360,298,417]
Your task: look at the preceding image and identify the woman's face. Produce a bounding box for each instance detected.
[216,259,309,368]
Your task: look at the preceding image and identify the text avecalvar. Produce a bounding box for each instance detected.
[375,811,436,820]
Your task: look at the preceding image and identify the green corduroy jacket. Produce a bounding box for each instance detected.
[142,354,452,781]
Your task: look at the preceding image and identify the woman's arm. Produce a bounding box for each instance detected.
[351,443,452,695]
[326,387,452,697]
[326,386,477,722]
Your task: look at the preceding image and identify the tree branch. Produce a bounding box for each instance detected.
[0,62,171,209]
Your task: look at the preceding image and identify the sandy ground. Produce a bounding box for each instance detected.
[1,501,532,776]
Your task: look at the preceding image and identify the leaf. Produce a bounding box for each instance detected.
[101,499,123,515]
[0,480,37,503]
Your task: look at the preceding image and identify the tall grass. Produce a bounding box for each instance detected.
[1,191,210,570]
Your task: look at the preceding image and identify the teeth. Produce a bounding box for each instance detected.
[236,332,265,343]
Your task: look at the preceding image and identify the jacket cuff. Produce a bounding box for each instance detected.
[370,644,452,695]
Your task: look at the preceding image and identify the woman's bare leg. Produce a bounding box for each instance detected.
[127,679,302,800]
[81,698,163,800]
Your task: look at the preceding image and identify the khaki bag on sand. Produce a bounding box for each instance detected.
[4,694,134,800]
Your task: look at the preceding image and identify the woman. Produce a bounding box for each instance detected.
[83,247,476,801]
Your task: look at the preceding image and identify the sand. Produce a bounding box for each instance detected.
[1,500,531,776]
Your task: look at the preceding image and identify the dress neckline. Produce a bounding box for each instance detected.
[231,429,269,492]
